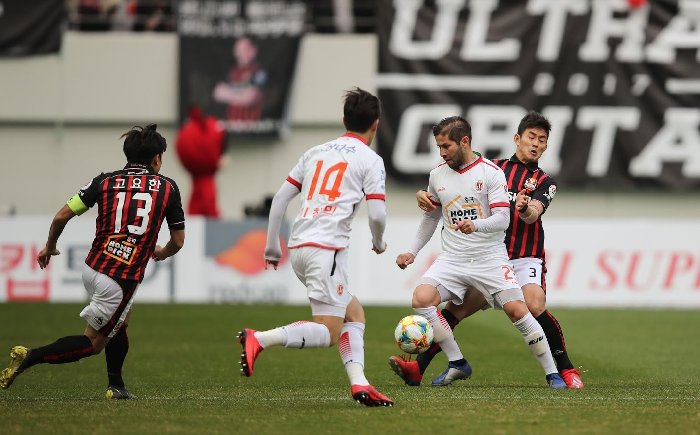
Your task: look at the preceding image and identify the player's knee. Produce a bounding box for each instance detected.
[90,338,107,354]
[526,300,546,317]
[411,286,439,308]
[504,301,530,322]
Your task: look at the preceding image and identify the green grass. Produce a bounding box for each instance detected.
[0,304,698,434]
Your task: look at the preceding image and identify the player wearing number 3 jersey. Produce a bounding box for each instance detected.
[0,124,185,400]
[394,116,566,389]
[238,88,393,407]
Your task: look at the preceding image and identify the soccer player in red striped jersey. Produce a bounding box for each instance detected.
[0,124,185,399]
[391,111,583,389]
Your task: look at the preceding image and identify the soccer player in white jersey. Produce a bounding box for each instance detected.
[238,87,393,407]
[395,116,566,389]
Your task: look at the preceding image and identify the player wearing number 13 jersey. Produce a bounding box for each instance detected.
[0,124,185,400]
[237,88,393,407]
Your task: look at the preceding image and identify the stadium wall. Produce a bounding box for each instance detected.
[1,32,699,308]
[1,32,698,219]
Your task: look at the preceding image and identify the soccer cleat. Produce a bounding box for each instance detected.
[431,360,472,386]
[105,385,137,400]
[0,346,31,390]
[237,328,263,377]
[560,368,584,389]
[351,384,394,407]
[546,373,567,390]
[388,355,422,386]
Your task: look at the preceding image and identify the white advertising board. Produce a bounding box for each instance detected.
[1,216,698,308]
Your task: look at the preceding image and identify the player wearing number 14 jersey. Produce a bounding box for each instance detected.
[238,88,393,407]
[0,124,185,399]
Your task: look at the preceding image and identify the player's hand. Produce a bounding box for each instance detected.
[396,252,415,269]
[515,189,531,212]
[37,246,60,269]
[372,240,387,255]
[264,258,279,270]
[153,245,167,261]
[416,190,437,212]
[455,219,477,234]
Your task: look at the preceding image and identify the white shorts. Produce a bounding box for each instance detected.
[511,257,545,288]
[419,254,523,309]
[80,264,137,338]
[289,246,352,317]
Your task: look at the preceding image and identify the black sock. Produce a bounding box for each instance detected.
[441,308,461,329]
[105,326,129,388]
[26,335,94,368]
[535,311,574,370]
[416,308,461,374]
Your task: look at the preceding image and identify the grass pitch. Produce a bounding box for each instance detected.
[0,303,698,434]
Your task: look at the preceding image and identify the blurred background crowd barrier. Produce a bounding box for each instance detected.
[1,0,698,307]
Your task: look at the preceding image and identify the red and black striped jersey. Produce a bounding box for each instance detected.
[75,163,185,282]
[493,155,557,260]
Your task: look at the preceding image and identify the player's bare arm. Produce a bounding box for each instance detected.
[37,205,76,269]
[416,189,437,212]
[153,229,185,261]
[396,252,416,269]
[516,189,545,224]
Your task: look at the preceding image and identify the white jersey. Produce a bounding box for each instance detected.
[286,134,386,250]
[428,155,510,259]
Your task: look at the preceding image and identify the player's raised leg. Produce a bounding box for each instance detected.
[412,284,472,387]
[1,327,105,390]
[238,320,331,377]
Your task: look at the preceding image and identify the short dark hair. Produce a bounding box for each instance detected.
[517,111,551,137]
[343,87,381,133]
[121,124,167,164]
[432,116,472,143]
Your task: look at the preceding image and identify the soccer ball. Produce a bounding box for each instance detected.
[394,315,434,354]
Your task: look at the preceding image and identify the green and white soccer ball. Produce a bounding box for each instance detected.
[394,315,434,354]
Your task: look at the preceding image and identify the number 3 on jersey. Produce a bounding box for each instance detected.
[307,160,347,201]
[114,191,152,235]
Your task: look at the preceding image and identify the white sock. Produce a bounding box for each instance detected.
[414,307,463,362]
[253,328,284,349]
[339,322,369,385]
[281,320,331,349]
[513,312,558,375]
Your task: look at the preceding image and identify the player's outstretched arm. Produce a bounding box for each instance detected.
[264,181,299,270]
[37,205,76,269]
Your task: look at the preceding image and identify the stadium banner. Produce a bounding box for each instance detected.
[2,216,699,308]
[178,0,306,137]
[0,0,65,56]
[376,0,700,189]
